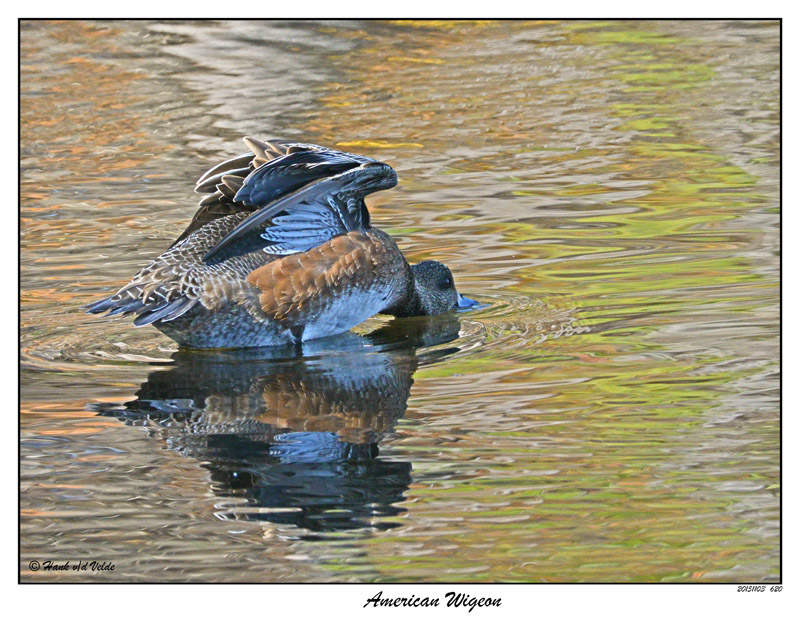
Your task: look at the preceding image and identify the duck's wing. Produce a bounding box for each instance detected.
[173,137,369,247]
[201,148,397,264]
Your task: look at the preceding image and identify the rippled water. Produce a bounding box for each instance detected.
[20,20,779,582]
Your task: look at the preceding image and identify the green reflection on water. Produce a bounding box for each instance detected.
[302,20,778,582]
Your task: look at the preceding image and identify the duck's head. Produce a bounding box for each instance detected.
[407,260,477,316]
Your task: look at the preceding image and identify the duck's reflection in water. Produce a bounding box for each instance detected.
[93,315,464,534]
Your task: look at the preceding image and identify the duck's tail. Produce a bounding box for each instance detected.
[84,285,198,327]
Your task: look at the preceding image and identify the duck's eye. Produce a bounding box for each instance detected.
[439,276,453,290]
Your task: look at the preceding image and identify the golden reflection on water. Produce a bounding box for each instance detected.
[20,20,778,582]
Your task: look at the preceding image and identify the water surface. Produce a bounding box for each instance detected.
[20,19,779,582]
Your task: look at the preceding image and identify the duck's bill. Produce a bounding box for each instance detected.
[456,294,479,310]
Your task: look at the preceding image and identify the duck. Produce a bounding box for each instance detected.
[85,136,476,348]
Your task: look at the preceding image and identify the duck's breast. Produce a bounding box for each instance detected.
[246,229,411,341]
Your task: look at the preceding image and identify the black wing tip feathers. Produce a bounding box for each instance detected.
[84,297,116,314]
[86,294,198,326]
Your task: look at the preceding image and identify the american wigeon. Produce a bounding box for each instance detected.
[86,137,476,348]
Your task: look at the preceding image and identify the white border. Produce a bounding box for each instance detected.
[8,4,792,613]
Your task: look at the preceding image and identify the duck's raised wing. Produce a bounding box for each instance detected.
[174,137,379,247]
[201,150,397,264]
